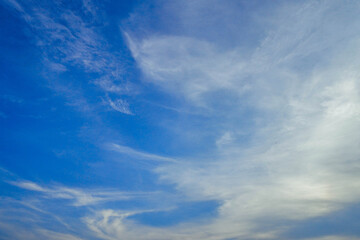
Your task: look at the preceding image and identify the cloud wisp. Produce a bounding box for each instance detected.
[1,0,133,113]
[107,98,133,115]
[0,173,166,240]
[8,180,153,207]
[108,143,178,163]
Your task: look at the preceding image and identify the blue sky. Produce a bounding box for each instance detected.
[1,0,360,239]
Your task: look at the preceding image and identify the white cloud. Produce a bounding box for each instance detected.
[123,0,360,238]
[82,207,282,240]
[8,180,148,207]
[107,98,133,115]
[108,143,178,163]
[126,33,246,106]
[2,0,360,239]
[2,0,133,111]
[215,131,234,147]
[36,229,84,240]
[0,221,84,240]
[9,181,48,192]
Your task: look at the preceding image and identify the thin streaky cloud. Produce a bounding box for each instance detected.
[7,180,155,207]
[109,143,179,163]
[107,98,133,115]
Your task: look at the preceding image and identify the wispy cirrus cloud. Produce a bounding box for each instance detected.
[8,180,152,207]
[108,143,178,163]
[0,171,166,239]
[0,222,85,240]
[121,0,360,239]
[1,0,133,113]
[2,0,360,239]
[107,98,133,115]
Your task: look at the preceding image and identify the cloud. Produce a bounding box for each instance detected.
[123,0,360,238]
[83,209,154,240]
[82,207,282,240]
[215,131,234,147]
[107,98,133,115]
[303,237,360,240]
[9,181,48,192]
[2,0,360,239]
[2,0,133,110]
[108,143,178,163]
[0,221,84,240]
[0,174,174,240]
[125,33,246,106]
[8,180,150,207]
[36,229,84,240]
[1,0,25,13]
